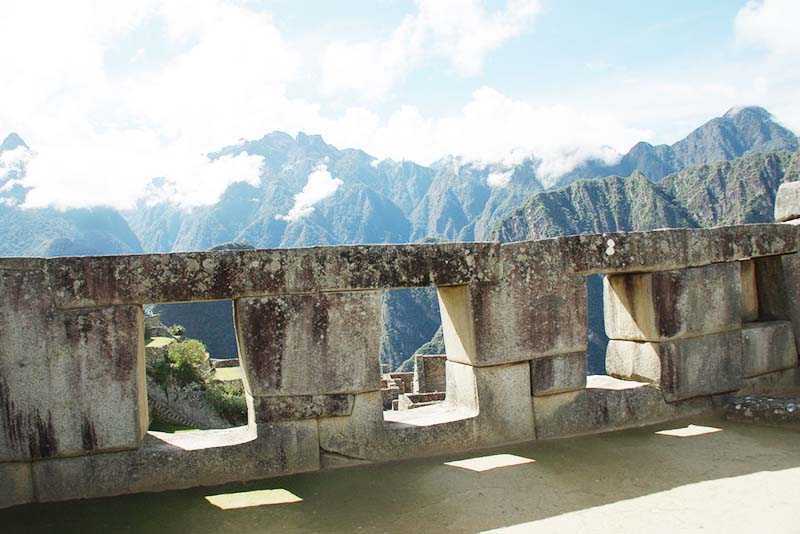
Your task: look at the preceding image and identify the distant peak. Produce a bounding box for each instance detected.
[723,106,771,120]
[0,132,28,151]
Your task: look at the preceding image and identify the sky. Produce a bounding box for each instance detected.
[0,0,798,209]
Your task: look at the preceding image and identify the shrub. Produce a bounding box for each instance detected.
[167,339,211,386]
[206,382,247,426]
[169,324,186,338]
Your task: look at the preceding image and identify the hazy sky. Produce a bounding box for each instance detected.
[1,0,798,209]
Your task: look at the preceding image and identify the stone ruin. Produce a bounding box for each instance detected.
[3,182,800,508]
[381,355,447,411]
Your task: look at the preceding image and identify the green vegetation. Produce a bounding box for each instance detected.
[168,324,186,338]
[146,329,247,426]
[206,382,247,425]
[168,339,212,386]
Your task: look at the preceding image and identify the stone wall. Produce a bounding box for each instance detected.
[1,221,800,508]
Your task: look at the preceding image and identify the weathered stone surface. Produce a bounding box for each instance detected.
[43,243,500,309]
[738,367,800,396]
[726,395,800,429]
[319,361,535,461]
[606,332,743,402]
[0,270,147,461]
[319,391,481,461]
[235,291,381,396]
[0,462,34,509]
[248,393,354,422]
[774,181,800,222]
[501,224,800,276]
[439,275,587,367]
[754,255,791,321]
[604,263,741,342]
[740,260,758,322]
[779,252,800,351]
[413,354,446,393]
[31,421,319,503]
[741,321,797,378]
[530,352,587,396]
[6,224,793,310]
[445,361,534,441]
[0,258,45,271]
[533,375,714,439]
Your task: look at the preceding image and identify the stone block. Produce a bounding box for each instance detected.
[499,224,800,276]
[530,351,587,396]
[413,354,446,393]
[32,420,320,503]
[780,252,800,351]
[533,375,713,439]
[438,275,587,367]
[319,362,535,462]
[606,331,743,402]
[754,255,791,321]
[444,360,535,441]
[774,181,800,222]
[0,277,147,461]
[604,262,741,342]
[741,321,797,378]
[248,393,354,423]
[235,291,381,396]
[0,462,34,509]
[740,260,758,322]
[46,242,500,309]
[738,367,800,396]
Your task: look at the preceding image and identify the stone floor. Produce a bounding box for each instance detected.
[3,416,800,533]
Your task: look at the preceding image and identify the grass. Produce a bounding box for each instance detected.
[146,336,176,349]
[213,367,242,382]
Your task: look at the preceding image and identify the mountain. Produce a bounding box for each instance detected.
[0,133,143,256]
[660,151,800,227]
[494,172,697,243]
[492,149,800,373]
[2,106,798,370]
[408,157,544,241]
[557,106,799,185]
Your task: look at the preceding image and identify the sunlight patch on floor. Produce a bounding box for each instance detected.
[204,489,303,510]
[655,424,723,437]
[444,454,536,472]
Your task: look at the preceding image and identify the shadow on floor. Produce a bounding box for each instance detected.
[3,416,800,533]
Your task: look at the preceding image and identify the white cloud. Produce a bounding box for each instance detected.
[317,87,643,184]
[735,0,800,55]
[0,0,307,210]
[0,146,33,176]
[275,164,343,222]
[322,0,541,99]
[487,170,513,188]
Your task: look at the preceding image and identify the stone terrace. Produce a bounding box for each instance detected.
[2,183,800,508]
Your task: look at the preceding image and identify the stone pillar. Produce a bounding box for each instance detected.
[434,247,588,440]
[234,291,382,425]
[772,182,800,354]
[0,266,149,464]
[604,262,744,402]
